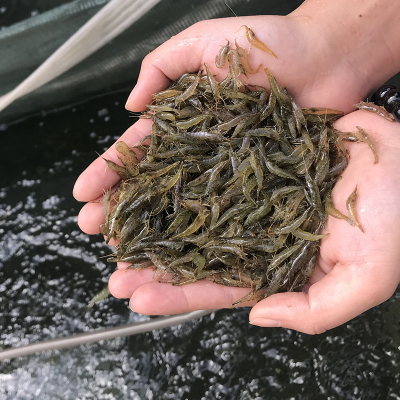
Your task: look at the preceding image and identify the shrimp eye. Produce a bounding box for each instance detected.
[383,89,400,113]
[248,28,255,39]
[371,84,396,106]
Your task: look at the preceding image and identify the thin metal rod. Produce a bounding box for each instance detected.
[0,310,216,361]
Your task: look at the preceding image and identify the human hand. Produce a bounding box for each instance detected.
[249,110,400,333]
[75,0,400,212]
[73,10,400,334]
[73,11,378,236]
[78,103,400,334]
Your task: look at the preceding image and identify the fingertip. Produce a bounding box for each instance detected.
[129,283,163,315]
[77,201,104,234]
[73,169,100,202]
[249,318,282,328]
[125,86,137,110]
[125,65,171,112]
[73,156,116,203]
[249,291,319,333]
[109,268,156,299]
[74,118,153,203]
[72,173,85,202]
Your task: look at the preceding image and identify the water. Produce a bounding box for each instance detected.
[0,88,400,399]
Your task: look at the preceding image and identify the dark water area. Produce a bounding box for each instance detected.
[0,89,400,400]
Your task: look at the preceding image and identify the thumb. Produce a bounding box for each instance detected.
[125,27,210,112]
[249,261,396,334]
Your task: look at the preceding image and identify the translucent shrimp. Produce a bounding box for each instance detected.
[241,25,278,58]
[215,40,230,68]
[346,186,364,233]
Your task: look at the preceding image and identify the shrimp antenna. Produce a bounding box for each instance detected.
[224,1,238,17]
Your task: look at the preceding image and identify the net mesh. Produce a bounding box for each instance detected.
[1,0,397,123]
[0,0,306,122]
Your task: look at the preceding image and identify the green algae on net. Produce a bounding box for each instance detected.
[97,38,377,306]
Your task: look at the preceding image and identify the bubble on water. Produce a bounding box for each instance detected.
[98,108,109,117]
[42,195,63,210]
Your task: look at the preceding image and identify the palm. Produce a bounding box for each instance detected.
[295,111,400,333]
[73,16,400,334]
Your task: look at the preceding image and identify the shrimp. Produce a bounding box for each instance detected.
[204,63,221,101]
[354,101,395,122]
[240,25,278,58]
[346,186,365,232]
[215,40,230,68]
[354,126,379,164]
[234,39,262,75]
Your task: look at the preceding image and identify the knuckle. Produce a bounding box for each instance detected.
[141,54,153,69]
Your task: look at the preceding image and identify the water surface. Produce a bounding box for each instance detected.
[1,88,400,400]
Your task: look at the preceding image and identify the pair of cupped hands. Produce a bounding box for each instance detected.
[73,16,400,334]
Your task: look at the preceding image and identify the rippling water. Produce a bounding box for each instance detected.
[1,90,400,400]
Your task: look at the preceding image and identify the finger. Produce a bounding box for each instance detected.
[249,261,397,334]
[128,279,255,315]
[108,268,158,299]
[125,16,276,112]
[125,28,210,112]
[73,118,152,202]
[77,201,104,234]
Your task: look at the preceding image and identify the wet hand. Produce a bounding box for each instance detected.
[250,111,400,333]
[73,15,400,334]
[73,13,369,232]
[104,111,400,334]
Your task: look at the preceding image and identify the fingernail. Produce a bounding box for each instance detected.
[125,86,137,109]
[249,318,282,328]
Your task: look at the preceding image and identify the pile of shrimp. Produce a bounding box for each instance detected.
[99,26,377,305]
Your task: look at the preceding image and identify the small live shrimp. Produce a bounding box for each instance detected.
[86,285,110,311]
[175,70,201,105]
[227,48,246,76]
[354,126,379,164]
[204,63,221,101]
[234,40,262,75]
[346,185,364,233]
[102,188,112,222]
[215,40,230,68]
[354,101,395,122]
[241,25,278,58]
